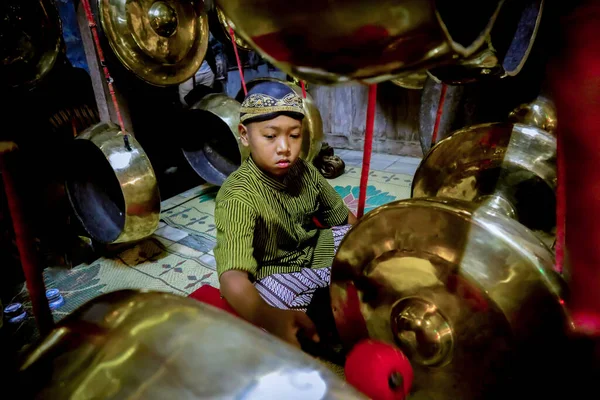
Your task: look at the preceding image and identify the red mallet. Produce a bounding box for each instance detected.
[345,340,413,400]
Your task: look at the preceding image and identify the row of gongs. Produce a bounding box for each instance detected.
[66,76,323,244]
[1,0,546,89]
[328,96,563,399]
[22,99,566,400]
[102,0,547,88]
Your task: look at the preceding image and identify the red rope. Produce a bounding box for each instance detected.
[357,84,377,219]
[301,81,307,98]
[431,83,448,146]
[0,148,54,334]
[229,27,247,96]
[80,0,129,143]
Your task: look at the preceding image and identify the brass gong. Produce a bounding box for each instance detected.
[98,0,209,86]
[1,0,62,89]
[182,93,244,186]
[412,122,556,237]
[331,197,570,400]
[216,7,253,51]
[66,122,161,244]
[19,290,366,399]
[216,0,504,84]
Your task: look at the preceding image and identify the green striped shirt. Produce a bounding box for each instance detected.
[214,157,349,280]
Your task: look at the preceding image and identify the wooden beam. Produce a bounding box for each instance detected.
[76,2,133,133]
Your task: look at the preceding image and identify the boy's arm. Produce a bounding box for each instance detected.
[315,172,356,226]
[214,199,318,347]
[220,270,273,325]
[220,271,318,347]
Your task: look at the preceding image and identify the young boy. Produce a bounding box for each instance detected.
[214,81,356,348]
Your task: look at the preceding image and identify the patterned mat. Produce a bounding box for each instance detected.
[14,167,412,323]
[4,166,411,375]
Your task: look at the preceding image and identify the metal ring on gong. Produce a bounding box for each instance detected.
[98,0,209,86]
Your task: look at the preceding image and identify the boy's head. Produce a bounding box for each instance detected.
[239,81,305,178]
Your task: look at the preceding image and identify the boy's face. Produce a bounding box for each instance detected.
[239,115,302,178]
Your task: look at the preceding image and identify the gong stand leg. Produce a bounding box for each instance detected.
[0,143,53,335]
[357,84,378,219]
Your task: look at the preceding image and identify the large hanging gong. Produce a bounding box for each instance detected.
[331,197,569,400]
[1,0,62,89]
[216,0,504,84]
[98,0,209,86]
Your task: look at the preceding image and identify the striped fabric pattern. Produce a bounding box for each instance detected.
[214,157,350,280]
[255,225,351,311]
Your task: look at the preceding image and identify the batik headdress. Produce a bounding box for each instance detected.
[240,81,305,123]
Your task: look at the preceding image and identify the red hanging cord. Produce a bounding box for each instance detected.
[431,83,448,146]
[80,0,129,146]
[229,27,247,96]
[357,84,377,219]
[0,145,54,334]
[301,81,307,98]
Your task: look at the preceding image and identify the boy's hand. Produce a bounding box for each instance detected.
[261,308,320,348]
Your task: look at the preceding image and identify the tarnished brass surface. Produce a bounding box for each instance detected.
[183,93,244,185]
[66,122,160,243]
[191,93,242,142]
[412,122,557,234]
[98,0,209,86]
[20,290,365,399]
[236,78,324,162]
[331,197,570,400]
[508,96,557,135]
[216,6,253,51]
[216,0,503,84]
[1,0,62,88]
